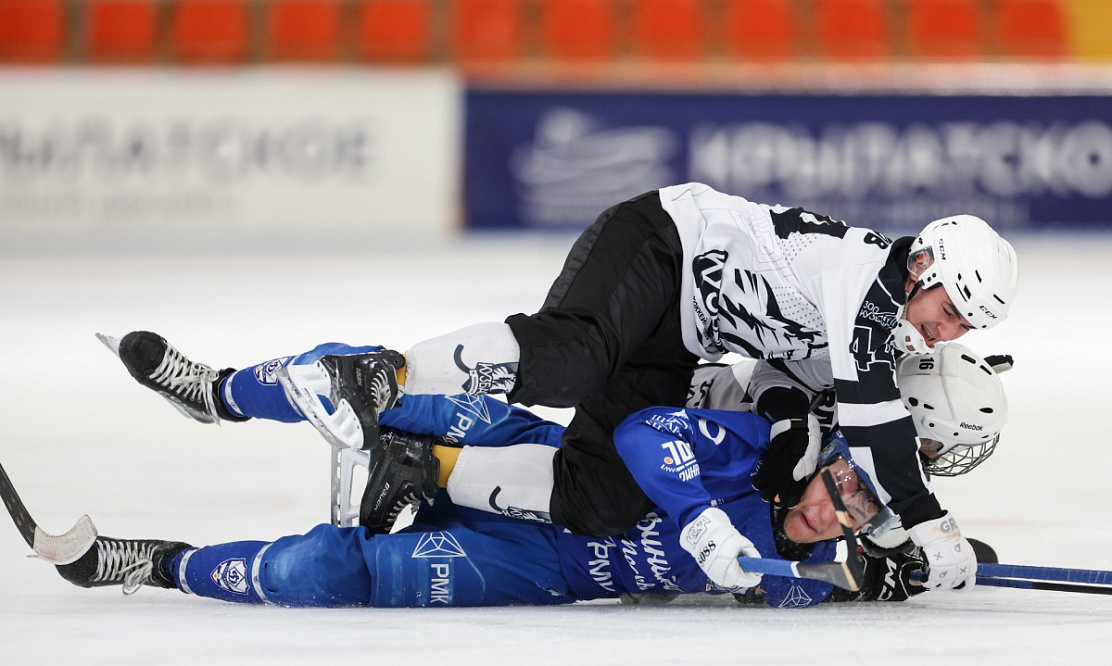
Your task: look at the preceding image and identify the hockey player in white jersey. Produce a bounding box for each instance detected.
[110,183,1019,593]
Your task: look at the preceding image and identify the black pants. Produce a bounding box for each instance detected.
[505,191,699,537]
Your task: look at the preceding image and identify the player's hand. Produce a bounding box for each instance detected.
[680,507,762,591]
[907,513,977,590]
[752,415,821,506]
[861,550,929,602]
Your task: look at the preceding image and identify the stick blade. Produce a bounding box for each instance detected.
[32,514,97,565]
[796,560,862,592]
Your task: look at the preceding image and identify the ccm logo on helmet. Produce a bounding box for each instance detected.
[979,305,999,320]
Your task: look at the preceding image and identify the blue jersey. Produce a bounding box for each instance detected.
[385,396,837,607]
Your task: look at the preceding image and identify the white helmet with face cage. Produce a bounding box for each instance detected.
[896,342,1008,477]
[892,215,1018,354]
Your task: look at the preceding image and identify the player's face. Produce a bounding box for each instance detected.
[904,283,974,348]
[782,459,880,544]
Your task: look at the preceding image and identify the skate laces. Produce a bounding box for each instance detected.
[94,540,158,595]
[150,345,220,421]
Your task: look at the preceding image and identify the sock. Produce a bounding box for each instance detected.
[433,444,461,487]
[446,444,555,522]
[221,359,303,422]
[170,541,270,604]
[405,322,520,396]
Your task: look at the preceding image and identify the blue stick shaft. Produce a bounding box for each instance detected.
[978,563,1112,585]
[737,556,797,578]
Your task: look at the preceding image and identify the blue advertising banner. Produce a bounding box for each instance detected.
[464,89,1112,233]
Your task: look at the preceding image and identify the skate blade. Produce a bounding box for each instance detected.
[332,447,371,527]
[95,333,121,357]
[277,363,365,450]
[33,514,98,566]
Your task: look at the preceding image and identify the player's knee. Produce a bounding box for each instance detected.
[258,525,373,607]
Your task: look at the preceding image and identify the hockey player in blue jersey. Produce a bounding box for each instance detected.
[53,336,1005,607]
[46,393,930,608]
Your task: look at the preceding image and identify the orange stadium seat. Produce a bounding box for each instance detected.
[814,0,891,60]
[631,0,706,60]
[266,0,343,61]
[996,0,1068,58]
[723,0,798,61]
[451,0,523,63]
[904,0,983,59]
[86,0,159,63]
[539,0,616,61]
[171,0,251,64]
[0,0,66,62]
[357,0,433,62]
[1063,0,1112,61]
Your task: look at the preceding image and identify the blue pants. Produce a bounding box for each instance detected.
[173,506,575,608]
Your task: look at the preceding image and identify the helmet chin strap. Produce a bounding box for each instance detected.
[906,279,923,303]
[891,279,933,355]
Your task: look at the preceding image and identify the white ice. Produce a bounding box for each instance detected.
[2,232,1112,665]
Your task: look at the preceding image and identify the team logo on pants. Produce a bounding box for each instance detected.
[254,357,292,385]
[412,532,467,558]
[212,558,249,595]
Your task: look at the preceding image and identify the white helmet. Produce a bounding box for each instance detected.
[908,215,1019,330]
[896,342,1008,477]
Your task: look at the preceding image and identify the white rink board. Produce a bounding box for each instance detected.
[0,69,460,234]
[1,233,1112,664]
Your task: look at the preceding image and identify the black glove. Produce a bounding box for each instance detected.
[829,549,929,603]
[752,387,816,507]
[753,418,815,507]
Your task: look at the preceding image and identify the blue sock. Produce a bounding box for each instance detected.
[219,343,382,423]
[168,541,270,604]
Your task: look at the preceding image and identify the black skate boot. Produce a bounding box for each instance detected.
[100,331,246,424]
[56,536,192,595]
[317,350,406,447]
[359,427,442,533]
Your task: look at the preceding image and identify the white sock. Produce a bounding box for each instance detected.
[405,322,520,395]
[447,444,554,522]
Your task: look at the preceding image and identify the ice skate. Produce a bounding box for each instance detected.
[358,427,442,533]
[277,349,405,451]
[98,331,243,425]
[56,536,192,595]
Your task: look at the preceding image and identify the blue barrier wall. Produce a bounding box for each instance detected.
[465,90,1112,234]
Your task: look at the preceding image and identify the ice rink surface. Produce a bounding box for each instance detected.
[2,231,1112,665]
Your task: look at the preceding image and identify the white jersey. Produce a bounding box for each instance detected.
[662,183,939,526]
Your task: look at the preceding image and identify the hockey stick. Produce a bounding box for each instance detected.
[0,460,97,565]
[908,570,1112,596]
[737,469,866,592]
[976,563,1112,586]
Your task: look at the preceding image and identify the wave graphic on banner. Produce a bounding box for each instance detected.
[509,108,678,226]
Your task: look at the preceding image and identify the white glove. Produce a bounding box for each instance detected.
[907,513,977,590]
[679,507,762,592]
